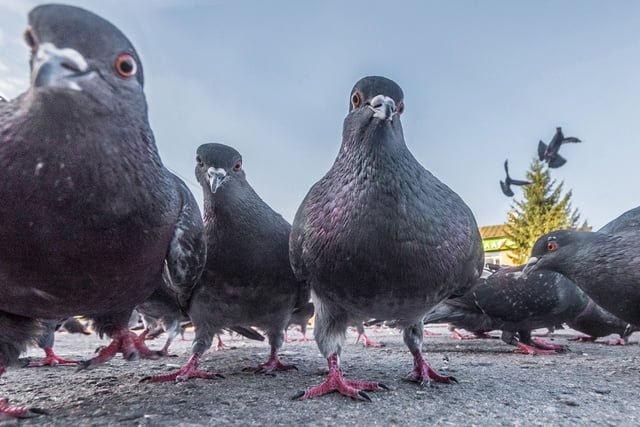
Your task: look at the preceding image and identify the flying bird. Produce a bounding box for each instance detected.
[0,4,206,418]
[537,127,582,168]
[289,76,483,400]
[146,143,310,382]
[500,159,531,197]
[525,208,640,326]
[423,265,585,354]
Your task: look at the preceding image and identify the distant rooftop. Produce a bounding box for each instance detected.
[478,224,507,239]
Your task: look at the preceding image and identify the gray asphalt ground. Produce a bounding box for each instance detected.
[1,324,639,426]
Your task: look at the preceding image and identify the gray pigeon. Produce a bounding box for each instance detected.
[26,318,90,368]
[423,265,587,354]
[146,143,309,382]
[0,4,205,418]
[286,302,314,342]
[567,300,638,345]
[537,127,582,168]
[525,209,640,325]
[289,76,483,400]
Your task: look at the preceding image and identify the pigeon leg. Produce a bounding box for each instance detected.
[531,338,568,352]
[243,347,297,373]
[568,335,597,343]
[298,331,314,342]
[216,335,232,350]
[26,348,80,367]
[606,338,627,346]
[0,366,47,419]
[514,342,556,355]
[355,333,383,347]
[404,324,456,385]
[452,330,477,340]
[423,329,440,336]
[79,327,163,368]
[143,353,223,383]
[293,353,385,401]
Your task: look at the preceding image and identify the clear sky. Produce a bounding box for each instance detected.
[1,0,638,230]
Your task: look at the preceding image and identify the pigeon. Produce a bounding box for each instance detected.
[25,318,89,367]
[500,159,531,197]
[525,230,640,325]
[136,283,265,355]
[286,302,314,342]
[289,76,484,400]
[423,265,587,354]
[354,323,384,348]
[146,143,310,382]
[537,127,582,168]
[0,4,206,418]
[567,300,639,345]
[598,206,640,235]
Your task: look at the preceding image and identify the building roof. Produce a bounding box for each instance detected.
[478,224,507,239]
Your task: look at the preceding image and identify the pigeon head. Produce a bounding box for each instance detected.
[523,230,586,276]
[25,4,144,104]
[195,143,245,194]
[342,76,405,150]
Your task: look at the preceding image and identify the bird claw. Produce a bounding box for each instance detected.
[378,382,390,390]
[291,391,305,401]
[357,390,372,401]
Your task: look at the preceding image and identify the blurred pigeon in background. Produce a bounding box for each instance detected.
[0,4,206,418]
[423,265,585,354]
[567,300,639,346]
[290,76,483,400]
[537,127,582,168]
[500,159,531,197]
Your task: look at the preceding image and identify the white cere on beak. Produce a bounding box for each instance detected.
[369,95,397,120]
[207,167,227,193]
[32,43,90,91]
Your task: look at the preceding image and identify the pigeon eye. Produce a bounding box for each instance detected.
[546,241,558,252]
[351,92,361,108]
[233,161,242,171]
[115,54,137,77]
[196,155,204,167]
[23,28,37,52]
[397,102,405,115]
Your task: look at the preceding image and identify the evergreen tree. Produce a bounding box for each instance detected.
[504,158,586,264]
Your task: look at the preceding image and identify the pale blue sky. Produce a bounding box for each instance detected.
[1,1,639,229]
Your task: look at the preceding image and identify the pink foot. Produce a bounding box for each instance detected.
[0,365,47,418]
[514,342,557,355]
[142,353,224,382]
[27,348,80,367]
[298,333,314,342]
[606,338,627,346]
[568,335,597,342]
[532,338,568,352]
[452,330,476,340]
[79,328,163,369]
[406,349,456,385]
[293,354,386,401]
[355,334,383,347]
[243,349,297,373]
[423,329,440,336]
[216,335,232,350]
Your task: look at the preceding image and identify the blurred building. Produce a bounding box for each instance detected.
[479,224,518,266]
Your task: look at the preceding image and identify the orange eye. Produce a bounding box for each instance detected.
[397,102,405,115]
[24,27,37,52]
[196,155,203,167]
[115,54,137,77]
[546,241,558,252]
[351,92,361,108]
[233,161,242,171]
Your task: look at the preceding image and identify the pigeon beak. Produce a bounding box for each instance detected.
[206,167,227,193]
[369,95,397,120]
[32,42,91,91]
[521,256,539,277]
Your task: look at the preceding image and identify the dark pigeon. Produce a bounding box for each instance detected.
[598,206,640,235]
[537,127,582,168]
[0,4,205,418]
[525,231,640,325]
[146,143,309,382]
[567,300,639,345]
[423,265,588,354]
[286,302,314,342]
[289,76,484,400]
[500,159,531,197]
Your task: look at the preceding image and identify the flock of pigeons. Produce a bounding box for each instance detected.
[0,4,638,420]
[500,127,582,197]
